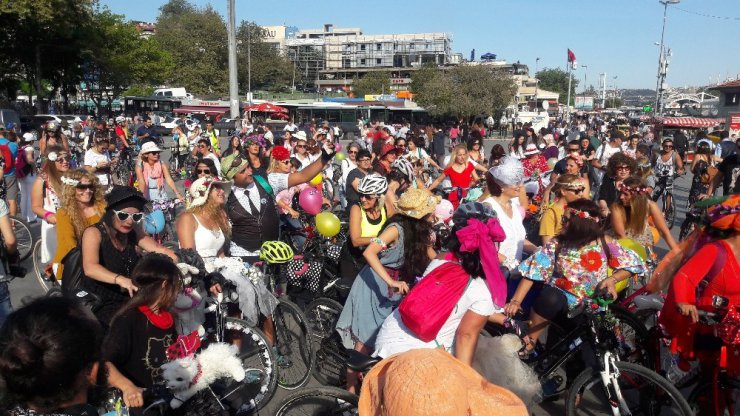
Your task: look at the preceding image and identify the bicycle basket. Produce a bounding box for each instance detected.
[281,258,323,293]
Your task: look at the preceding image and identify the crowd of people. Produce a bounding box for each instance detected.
[0,112,737,415]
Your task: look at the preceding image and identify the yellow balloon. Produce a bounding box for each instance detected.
[315,211,341,237]
[651,227,660,245]
[310,173,323,186]
[614,238,648,293]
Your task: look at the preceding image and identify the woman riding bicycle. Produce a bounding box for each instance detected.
[31,145,69,276]
[374,202,503,366]
[53,170,106,280]
[336,188,438,393]
[539,174,587,245]
[610,176,678,250]
[83,133,112,187]
[506,199,645,359]
[0,297,103,416]
[688,138,715,206]
[597,152,636,217]
[176,176,278,338]
[652,137,684,206]
[340,174,395,285]
[81,186,177,327]
[134,141,184,203]
[429,144,479,210]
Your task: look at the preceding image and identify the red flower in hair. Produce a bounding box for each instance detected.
[272,146,290,161]
[580,251,602,272]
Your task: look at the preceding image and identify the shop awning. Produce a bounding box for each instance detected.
[173,106,229,116]
[656,117,724,128]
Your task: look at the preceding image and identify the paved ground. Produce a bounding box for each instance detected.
[8,132,691,414]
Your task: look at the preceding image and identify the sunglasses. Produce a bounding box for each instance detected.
[348,150,358,154]
[55,157,70,163]
[196,168,211,174]
[75,184,95,191]
[568,187,585,194]
[295,145,306,149]
[113,210,144,223]
[279,159,291,165]
[616,166,631,171]
[359,193,378,200]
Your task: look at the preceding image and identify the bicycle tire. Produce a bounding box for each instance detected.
[664,193,676,229]
[609,304,654,368]
[686,378,738,415]
[11,217,34,261]
[213,318,278,414]
[33,240,58,294]
[566,361,693,416]
[273,299,315,390]
[275,386,358,416]
[304,297,343,344]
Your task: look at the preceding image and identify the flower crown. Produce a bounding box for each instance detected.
[565,206,599,223]
[618,182,650,195]
[559,181,584,191]
[61,176,80,186]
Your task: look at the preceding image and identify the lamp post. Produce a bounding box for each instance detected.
[226,0,239,118]
[655,0,680,115]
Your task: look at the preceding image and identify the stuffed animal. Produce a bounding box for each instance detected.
[172,263,206,336]
[160,342,246,409]
[473,334,543,407]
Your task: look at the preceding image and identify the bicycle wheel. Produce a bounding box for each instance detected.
[275,386,358,416]
[609,305,654,368]
[11,217,33,261]
[566,361,693,416]
[664,194,676,229]
[304,297,343,344]
[312,331,348,387]
[33,240,58,293]
[273,300,314,390]
[213,318,278,414]
[686,378,739,416]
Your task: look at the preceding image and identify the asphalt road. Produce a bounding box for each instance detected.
[7,132,691,414]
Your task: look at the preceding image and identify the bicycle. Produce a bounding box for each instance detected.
[653,173,679,229]
[32,240,61,294]
[111,147,137,186]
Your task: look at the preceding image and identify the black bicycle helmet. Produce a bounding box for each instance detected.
[452,202,497,223]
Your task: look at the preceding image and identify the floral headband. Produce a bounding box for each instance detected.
[559,181,585,191]
[618,182,650,195]
[61,176,80,186]
[564,206,599,223]
[47,151,68,162]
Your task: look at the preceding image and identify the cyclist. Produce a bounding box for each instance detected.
[203,121,221,157]
[428,144,480,210]
[597,152,636,217]
[114,116,130,150]
[83,133,112,187]
[611,176,678,250]
[651,137,684,212]
[0,297,103,416]
[336,188,439,393]
[507,199,645,364]
[340,174,395,282]
[53,170,106,281]
[0,198,18,325]
[38,121,70,155]
[31,146,70,276]
[134,142,184,202]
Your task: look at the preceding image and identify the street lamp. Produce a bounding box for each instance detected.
[655,0,680,115]
[612,75,618,108]
[535,57,540,112]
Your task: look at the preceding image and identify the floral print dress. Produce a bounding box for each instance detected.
[518,240,645,307]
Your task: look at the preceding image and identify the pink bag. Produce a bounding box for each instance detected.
[398,261,472,343]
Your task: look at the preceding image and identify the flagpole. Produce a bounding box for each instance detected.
[566,62,573,114]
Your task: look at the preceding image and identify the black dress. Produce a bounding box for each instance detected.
[81,223,140,327]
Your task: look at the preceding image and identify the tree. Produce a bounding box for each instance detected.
[410,63,439,94]
[536,67,579,103]
[236,22,297,92]
[351,71,392,97]
[414,65,516,118]
[604,97,624,108]
[154,1,229,95]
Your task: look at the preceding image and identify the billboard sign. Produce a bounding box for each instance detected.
[730,113,740,138]
[575,96,594,110]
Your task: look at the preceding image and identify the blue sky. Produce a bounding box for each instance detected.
[101,0,740,90]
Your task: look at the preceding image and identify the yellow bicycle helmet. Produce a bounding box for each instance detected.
[260,241,294,264]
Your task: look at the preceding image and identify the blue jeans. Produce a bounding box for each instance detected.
[0,282,13,328]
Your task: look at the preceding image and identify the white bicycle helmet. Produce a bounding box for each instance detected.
[391,157,415,181]
[115,116,126,124]
[357,174,388,196]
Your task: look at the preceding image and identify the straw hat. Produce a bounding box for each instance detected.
[140,141,163,154]
[294,131,307,141]
[358,349,527,416]
[394,188,441,219]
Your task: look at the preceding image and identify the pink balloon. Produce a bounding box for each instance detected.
[334,143,342,152]
[299,187,323,215]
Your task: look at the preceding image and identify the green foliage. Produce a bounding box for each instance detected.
[536,67,579,102]
[604,97,624,108]
[236,21,297,92]
[122,85,155,97]
[410,63,438,94]
[351,71,392,97]
[154,1,229,95]
[414,65,517,118]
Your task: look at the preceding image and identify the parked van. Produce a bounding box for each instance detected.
[153,88,193,99]
[0,109,21,130]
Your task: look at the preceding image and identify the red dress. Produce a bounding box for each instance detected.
[660,241,740,372]
[444,162,475,210]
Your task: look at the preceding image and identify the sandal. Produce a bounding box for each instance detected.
[517,337,538,360]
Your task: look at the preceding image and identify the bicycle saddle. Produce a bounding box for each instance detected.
[347,349,381,372]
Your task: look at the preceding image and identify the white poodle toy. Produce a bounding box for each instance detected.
[160,342,246,409]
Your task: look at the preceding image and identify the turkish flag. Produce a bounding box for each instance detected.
[567,48,576,63]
